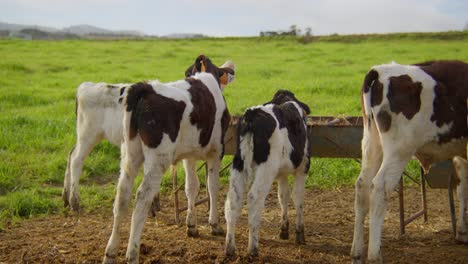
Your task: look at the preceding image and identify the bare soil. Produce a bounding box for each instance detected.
[1,186,466,263]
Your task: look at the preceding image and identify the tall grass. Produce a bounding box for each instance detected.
[1,32,467,228]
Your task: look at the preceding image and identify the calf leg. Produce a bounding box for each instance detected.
[183,159,200,237]
[247,165,278,257]
[351,121,382,263]
[277,174,290,240]
[453,156,468,243]
[62,145,75,207]
[225,167,247,257]
[104,141,143,264]
[292,171,306,245]
[206,156,224,236]
[126,158,166,264]
[368,155,411,264]
[68,131,102,212]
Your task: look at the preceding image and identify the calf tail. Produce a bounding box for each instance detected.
[125,82,153,112]
[124,82,154,139]
[361,69,380,125]
[232,109,256,174]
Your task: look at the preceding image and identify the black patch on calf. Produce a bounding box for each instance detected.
[417,60,468,143]
[232,121,245,172]
[362,70,383,109]
[126,82,186,148]
[120,87,126,96]
[186,77,216,147]
[377,110,392,133]
[118,87,127,103]
[363,69,379,94]
[240,108,276,165]
[273,103,308,168]
[264,90,310,115]
[220,107,231,158]
[431,83,467,143]
[107,84,119,89]
[387,75,422,120]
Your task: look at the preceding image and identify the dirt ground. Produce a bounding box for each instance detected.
[1,186,467,264]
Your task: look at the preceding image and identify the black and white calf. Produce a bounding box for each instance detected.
[103,55,235,264]
[224,90,311,257]
[62,56,234,213]
[351,60,468,263]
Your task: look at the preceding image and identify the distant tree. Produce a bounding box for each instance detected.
[465,21,468,31]
[289,25,299,36]
[304,27,312,37]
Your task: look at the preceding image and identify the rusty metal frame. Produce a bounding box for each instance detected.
[168,115,458,238]
[398,167,428,236]
[172,161,232,225]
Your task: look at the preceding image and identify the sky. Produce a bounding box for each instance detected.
[0,0,467,36]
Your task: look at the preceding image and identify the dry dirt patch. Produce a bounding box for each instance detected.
[1,186,466,263]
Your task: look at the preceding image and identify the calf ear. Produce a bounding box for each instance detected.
[299,101,311,115]
[219,61,236,87]
[185,65,195,77]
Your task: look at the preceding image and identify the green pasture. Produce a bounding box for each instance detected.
[1,32,467,228]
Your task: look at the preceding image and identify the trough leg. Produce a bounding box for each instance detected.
[453,156,468,243]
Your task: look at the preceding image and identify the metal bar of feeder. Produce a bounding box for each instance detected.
[448,173,457,235]
[399,178,405,236]
[404,209,426,226]
[420,167,428,222]
[178,197,210,212]
[172,166,180,225]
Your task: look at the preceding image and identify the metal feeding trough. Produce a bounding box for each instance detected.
[170,116,458,236]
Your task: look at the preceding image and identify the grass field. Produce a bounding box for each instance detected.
[1,32,468,229]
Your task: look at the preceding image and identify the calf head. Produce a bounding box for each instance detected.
[185,55,235,90]
[264,89,311,115]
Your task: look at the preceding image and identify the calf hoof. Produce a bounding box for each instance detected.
[147,203,158,218]
[62,190,70,208]
[279,228,289,240]
[187,226,199,237]
[102,254,117,264]
[352,255,363,264]
[225,244,236,257]
[295,229,305,245]
[368,256,383,264]
[210,224,225,236]
[456,231,468,244]
[248,246,259,258]
[70,197,80,213]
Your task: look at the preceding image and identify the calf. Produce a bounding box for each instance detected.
[62,81,130,212]
[224,90,311,257]
[103,55,235,264]
[62,57,233,214]
[351,60,468,263]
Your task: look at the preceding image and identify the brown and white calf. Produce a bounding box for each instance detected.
[224,90,311,257]
[62,57,233,214]
[351,60,468,263]
[103,55,235,264]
